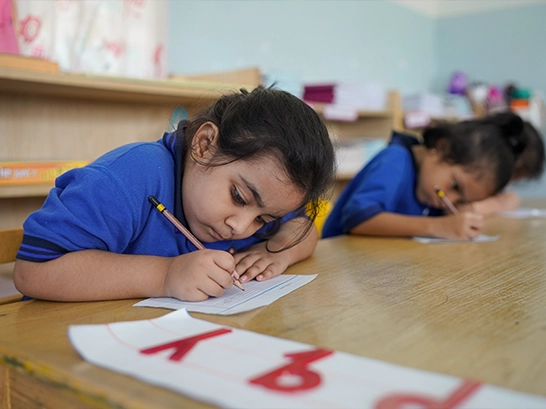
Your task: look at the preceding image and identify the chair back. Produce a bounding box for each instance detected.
[0,228,23,264]
[0,227,23,304]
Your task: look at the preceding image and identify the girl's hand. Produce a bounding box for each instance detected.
[164,250,235,301]
[231,242,289,284]
[432,212,484,240]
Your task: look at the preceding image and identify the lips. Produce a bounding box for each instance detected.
[211,228,225,241]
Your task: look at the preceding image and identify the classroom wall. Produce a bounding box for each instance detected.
[168,0,546,197]
[435,4,546,100]
[168,0,436,95]
[436,4,546,197]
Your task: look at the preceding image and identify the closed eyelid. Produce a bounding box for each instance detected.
[454,179,467,202]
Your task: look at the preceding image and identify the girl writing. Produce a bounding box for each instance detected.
[14,86,335,302]
[322,112,537,240]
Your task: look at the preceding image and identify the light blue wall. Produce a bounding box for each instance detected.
[436,5,546,197]
[168,0,545,197]
[168,0,436,94]
[436,5,546,103]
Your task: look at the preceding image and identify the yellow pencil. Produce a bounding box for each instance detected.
[148,195,244,291]
[434,187,459,214]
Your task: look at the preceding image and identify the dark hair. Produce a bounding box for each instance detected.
[422,112,533,194]
[512,121,545,180]
[179,86,335,251]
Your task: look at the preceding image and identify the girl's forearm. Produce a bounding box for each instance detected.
[13,250,171,302]
[472,192,521,216]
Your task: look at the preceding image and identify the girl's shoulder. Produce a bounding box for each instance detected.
[369,139,415,168]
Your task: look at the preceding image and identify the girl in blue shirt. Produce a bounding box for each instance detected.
[14,86,335,302]
[322,112,538,240]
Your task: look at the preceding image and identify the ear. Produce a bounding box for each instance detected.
[191,122,219,160]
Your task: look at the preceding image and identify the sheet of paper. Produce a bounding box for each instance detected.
[498,208,546,219]
[412,234,499,244]
[68,309,546,409]
[134,274,316,315]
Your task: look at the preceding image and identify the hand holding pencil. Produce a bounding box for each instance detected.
[433,187,484,240]
[148,196,244,292]
[434,187,459,214]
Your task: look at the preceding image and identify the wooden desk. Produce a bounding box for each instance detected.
[1,201,546,408]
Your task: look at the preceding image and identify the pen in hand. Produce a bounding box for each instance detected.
[148,195,244,291]
[434,187,459,214]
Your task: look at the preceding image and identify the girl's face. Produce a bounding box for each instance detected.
[415,148,496,210]
[182,123,305,243]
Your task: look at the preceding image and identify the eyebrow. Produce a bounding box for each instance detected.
[240,176,283,219]
[241,176,264,207]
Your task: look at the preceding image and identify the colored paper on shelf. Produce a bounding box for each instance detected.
[0,161,89,185]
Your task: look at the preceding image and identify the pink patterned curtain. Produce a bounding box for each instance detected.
[0,0,20,54]
[15,0,168,78]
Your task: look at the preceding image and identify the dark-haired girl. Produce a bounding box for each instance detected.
[322,112,538,240]
[14,86,335,302]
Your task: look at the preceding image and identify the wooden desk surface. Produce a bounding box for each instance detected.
[1,200,546,408]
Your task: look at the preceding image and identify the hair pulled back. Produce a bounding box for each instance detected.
[179,86,335,251]
[513,121,545,180]
[422,112,534,194]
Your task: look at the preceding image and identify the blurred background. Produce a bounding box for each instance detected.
[3,0,546,196]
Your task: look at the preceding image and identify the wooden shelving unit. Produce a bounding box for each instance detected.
[0,67,251,229]
[312,91,403,198]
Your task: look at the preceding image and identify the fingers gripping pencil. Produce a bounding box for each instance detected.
[148,196,244,291]
[434,187,459,215]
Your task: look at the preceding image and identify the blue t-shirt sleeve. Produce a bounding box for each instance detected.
[17,166,138,261]
[339,147,411,232]
[17,144,170,262]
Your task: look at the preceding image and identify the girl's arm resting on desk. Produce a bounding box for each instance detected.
[349,211,484,240]
[460,191,521,216]
[13,249,237,302]
[233,217,318,283]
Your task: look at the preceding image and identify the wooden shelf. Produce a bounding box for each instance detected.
[0,67,249,106]
[0,67,251,229]
[0,184,53,199]
[312,91,402,199]
[311,102,394,119]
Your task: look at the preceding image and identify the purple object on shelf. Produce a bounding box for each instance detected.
[448,71,468,95]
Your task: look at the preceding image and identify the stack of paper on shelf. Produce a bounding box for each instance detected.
[334,138,386,176]
[403,93,444,116]
[304,83,387,111]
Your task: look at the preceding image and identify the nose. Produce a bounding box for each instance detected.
[225,212,257,237]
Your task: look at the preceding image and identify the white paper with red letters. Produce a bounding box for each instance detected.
[68,309,546,409]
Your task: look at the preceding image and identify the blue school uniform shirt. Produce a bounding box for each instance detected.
[17,125,299,262]
[321,132,442,238]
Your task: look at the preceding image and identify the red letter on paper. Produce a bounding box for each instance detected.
[250,349,334,393]
[140,328,231,362]
[375,379,482,409]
